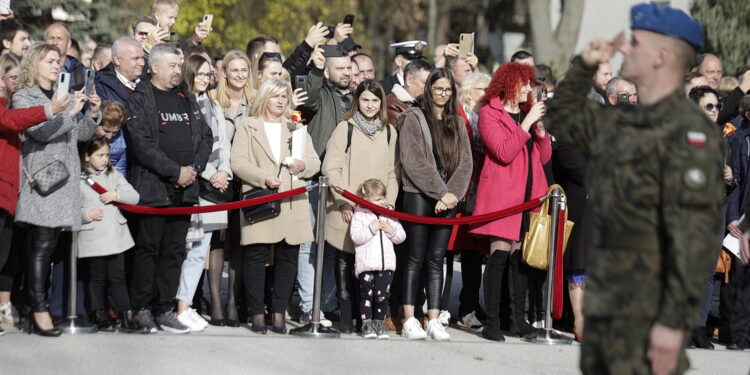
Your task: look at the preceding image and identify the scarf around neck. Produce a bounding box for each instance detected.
[353,111,382,136]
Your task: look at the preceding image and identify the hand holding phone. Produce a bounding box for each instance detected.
[458,33,474,59]
[202,14,213,29]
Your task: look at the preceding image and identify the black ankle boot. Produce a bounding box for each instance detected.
[339,299,353,333]
[119,309,150,334]
[482,251,508,342]
[91,309,116,332]
[508,251,538,337]
[691,326,714,349]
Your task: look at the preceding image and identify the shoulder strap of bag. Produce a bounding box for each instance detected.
[345,122,392,154]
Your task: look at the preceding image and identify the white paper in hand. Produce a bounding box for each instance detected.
[290,125,308,181]
[723,215,745,258]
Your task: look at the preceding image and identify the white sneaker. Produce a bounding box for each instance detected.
[458,311,484,332]
[187,308,209,331]
[533,320,544,329]
[401,317,427,340]
[426,318,450,341]
[0,302,19,324]
[176,310,204,332]
[437,310,451,327]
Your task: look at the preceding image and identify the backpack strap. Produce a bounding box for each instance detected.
[346,121,392,154]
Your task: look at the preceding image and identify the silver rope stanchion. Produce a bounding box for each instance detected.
[56,232,97,334]
[290,176,339,337]
[524,187,571,345]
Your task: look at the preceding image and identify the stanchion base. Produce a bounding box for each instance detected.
[56,317,98,334]
[522,329,572,345]
[289,323,340,338]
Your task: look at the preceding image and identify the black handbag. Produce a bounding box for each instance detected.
[240,164,283,224]
[199,177,236,204]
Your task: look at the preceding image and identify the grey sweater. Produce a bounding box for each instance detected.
[13,87,99,229]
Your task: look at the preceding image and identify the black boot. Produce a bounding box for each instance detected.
[91,309,116,332]
[119,309,150,334]
[482,251,508,341]
[339,298,353,334]
[509,251,538,337]
[691,326,714,349]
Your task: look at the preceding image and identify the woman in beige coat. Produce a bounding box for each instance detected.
[322,80,398,333]
[231,78,320,334]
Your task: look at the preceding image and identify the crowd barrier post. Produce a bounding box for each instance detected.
[290,176,340,338]
[524,187,571,345]
[56,232,97,334]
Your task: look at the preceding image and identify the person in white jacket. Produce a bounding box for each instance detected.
[350,179,406,339]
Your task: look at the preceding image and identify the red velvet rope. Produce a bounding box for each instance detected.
[552,207,566,319]
[340,188,545,225]
[85,179,309,216]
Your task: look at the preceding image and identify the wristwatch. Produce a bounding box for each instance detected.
[192,163,203,174]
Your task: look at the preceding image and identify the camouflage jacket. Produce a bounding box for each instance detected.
[546,56,725,330]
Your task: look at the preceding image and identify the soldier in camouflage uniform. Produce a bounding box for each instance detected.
[546,3,725,375]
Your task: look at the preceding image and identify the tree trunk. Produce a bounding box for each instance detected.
[528,0,584,73]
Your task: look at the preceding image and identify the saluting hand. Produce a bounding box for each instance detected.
[581,32,625,69]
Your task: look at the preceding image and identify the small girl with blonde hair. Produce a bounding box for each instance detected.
[349,179,406,339]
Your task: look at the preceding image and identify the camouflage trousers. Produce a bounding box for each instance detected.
[581,316,690,375]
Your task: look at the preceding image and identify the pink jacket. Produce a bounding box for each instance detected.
[350,206,406,277]
[469,97,551,241]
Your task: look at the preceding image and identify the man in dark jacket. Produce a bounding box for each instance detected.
[44,23,86,91]
[125,43,212,334]
[95,37,145,176]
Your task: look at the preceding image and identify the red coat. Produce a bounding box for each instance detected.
[470,97,551,242]
[0,98,48,215]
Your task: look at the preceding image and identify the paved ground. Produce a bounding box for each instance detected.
[1,322,748,375]
[2,261,749,374]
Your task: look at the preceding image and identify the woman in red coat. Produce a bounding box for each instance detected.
[0,56,67,335]
[469,62,550,341]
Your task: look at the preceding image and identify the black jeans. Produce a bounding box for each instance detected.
[402,192,455,310]
[242,241,298,316]
[86,253,131,311]
[26,225,61,312]
[730,261,750,345]
[359,271,393,320]
[129,214,190,314]
[459,250,483,317]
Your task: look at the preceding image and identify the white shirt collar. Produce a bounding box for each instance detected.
[115,69,139,90]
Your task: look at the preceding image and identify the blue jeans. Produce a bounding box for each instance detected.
[297,183,337,313]
[176,231,213,304]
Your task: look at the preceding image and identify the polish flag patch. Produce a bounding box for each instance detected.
[687,131,707,147]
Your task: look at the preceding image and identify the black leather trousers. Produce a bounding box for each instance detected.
[26,225,61,313]
[401,192,454,310]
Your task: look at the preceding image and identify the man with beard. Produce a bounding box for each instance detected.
[547,3,724,374]
[125,43,212,334]
[296,47,354,327]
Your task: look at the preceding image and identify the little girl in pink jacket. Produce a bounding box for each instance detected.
[350,179,406,339]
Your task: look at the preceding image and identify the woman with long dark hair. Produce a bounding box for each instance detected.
[322,79,398,334]
[470,62,550,341]
[398,68,472,340]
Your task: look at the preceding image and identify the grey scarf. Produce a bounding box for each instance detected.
[353,112,382,136]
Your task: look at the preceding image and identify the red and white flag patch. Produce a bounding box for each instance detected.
[687,131,707,147]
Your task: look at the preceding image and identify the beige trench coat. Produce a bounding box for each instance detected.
[322,119,399,253]
[230,116,320,246]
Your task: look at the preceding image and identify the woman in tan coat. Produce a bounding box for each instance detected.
[231,78,320,334]
[322,80,398,333]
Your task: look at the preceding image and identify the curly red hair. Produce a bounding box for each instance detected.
[479,62,537,111]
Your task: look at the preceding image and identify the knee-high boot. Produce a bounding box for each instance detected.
[509,250,537,336]
[482,251,508,341]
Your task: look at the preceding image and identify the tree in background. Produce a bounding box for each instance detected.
[528,0,584,74]
[691,0,750,74]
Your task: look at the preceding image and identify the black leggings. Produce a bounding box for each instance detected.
[359,271,393,321]
[402,192,454,310]
[86,253,131,311]
[242,241,298,316]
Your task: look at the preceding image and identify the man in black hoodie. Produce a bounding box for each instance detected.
[125,43,212,334]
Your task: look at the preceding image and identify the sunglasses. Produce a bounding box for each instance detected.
[261,52,282,59]
[703,103,722,111]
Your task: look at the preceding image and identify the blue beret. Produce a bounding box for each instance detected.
[630,2,704,51]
